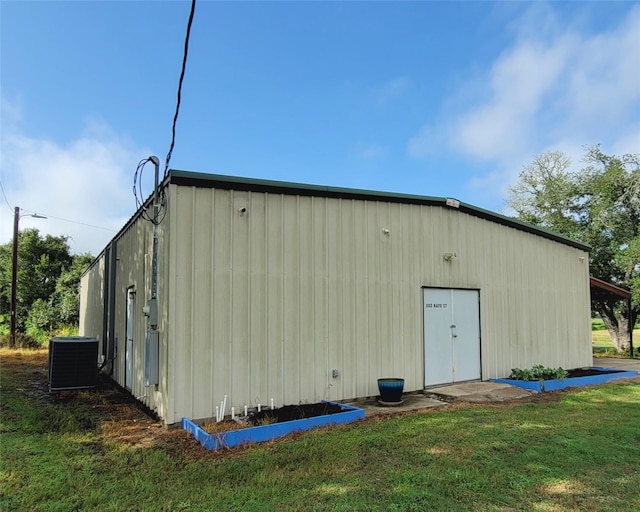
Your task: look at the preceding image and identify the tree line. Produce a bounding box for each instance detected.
[0,229,92,347]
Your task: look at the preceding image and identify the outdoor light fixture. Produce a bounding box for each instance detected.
[10,207,47,348]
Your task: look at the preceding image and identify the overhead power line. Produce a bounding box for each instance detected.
[0,181,115,232]
[20,212,117,232]
[0,180,14,212]
[164,0,197,178]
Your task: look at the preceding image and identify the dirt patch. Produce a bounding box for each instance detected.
[566,368,623,378]
[199,403,348,435]
[201,419,249,434]
[249,403,344,425]
[2,350,342,460]
[2,349,196,453]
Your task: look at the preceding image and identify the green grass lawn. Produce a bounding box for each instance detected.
[2,349,640,511]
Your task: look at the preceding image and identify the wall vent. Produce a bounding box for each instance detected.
[49,337,99,391]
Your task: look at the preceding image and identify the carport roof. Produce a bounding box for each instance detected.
[590,276,632,301]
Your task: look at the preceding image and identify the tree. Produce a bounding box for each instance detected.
[0,229,92,343]
[507,146,639,353]
[50,253,93,325]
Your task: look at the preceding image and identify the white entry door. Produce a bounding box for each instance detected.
[424,288,481,386]
[125,288,135,391]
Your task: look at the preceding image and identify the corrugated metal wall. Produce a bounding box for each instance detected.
[166,185,591,424]
[80,215,169,419]
[79,255,105,347]
[111,219,167,417]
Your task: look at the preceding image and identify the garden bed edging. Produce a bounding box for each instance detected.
[491,367,637,393]
[182,401,365,451]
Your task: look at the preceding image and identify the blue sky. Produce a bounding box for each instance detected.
[1,1,639,255]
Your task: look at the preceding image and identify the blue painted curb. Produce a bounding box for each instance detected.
[182,401,365,451]
[491,367,638,393]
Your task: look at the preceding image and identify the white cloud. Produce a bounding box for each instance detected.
[408,5,640,202]
[1,112,152,255]
[454,36,571,161]
[553,11,640,141]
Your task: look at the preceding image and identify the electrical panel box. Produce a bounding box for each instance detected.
[147,298,158,328]
[145,330,159,386]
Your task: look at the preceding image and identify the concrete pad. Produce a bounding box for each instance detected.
[347,393,447,417]
[345,363,639,418]
[593,358,640,372]
[428,381,534,402]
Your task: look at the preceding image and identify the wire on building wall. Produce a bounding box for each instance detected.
[133,157,167,226]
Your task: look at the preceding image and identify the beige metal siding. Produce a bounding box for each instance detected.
[112,217,169,419]
[79,255,105,347]
[80,213,170,420]
[166,185,591,424]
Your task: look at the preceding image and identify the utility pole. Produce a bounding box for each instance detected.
[9,207,46,348]
[10,207,19,348]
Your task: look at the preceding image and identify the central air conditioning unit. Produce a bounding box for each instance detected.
[48,336,99,391]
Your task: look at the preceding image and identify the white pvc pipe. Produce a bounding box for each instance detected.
[215,406,220,422]
[270,398,274,409]
[244,405,248,417]
[231,407,235,420]
[258,403,261,412]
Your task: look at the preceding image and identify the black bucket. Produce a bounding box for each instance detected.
[377,378,404,403]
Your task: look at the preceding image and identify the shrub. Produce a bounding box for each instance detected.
[0,315,9,336]
[0,333,41,349]
[509,365,568,381]
[53,325,78,338]
[0,324,79,349]
[25,326,50,346]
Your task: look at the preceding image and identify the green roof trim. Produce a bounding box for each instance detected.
[168,170,590,251]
